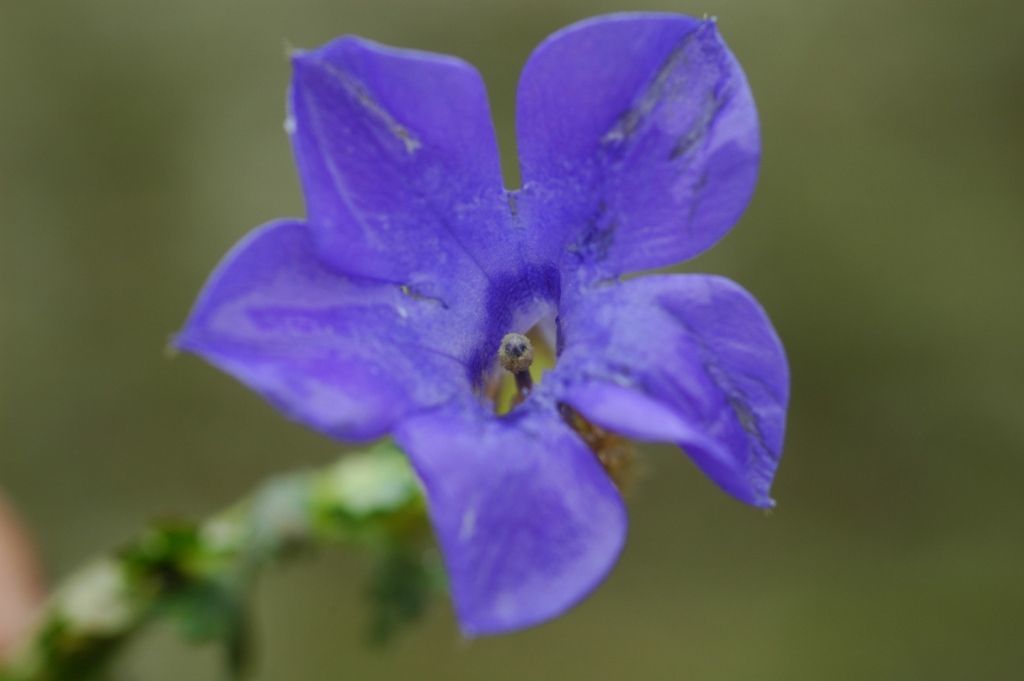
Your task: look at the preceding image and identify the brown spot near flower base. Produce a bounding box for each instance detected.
[559,404,638,493]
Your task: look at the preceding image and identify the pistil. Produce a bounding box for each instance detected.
[498,333,534,400]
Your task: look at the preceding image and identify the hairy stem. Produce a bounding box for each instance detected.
[0,443,439,681]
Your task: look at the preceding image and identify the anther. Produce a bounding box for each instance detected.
[499,332,534,397]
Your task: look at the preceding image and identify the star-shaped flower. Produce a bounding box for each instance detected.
[177,12,789,636]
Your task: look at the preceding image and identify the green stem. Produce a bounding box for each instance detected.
[0,442,439,681]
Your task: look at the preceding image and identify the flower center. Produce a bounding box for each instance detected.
[492,329,636,492]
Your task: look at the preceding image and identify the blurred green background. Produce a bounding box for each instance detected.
[2,0,1022,678]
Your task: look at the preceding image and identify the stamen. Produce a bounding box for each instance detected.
[498,333,534,399]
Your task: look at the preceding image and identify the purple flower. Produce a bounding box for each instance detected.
[177,13,789,635]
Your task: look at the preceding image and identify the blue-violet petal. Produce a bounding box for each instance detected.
[396,403,627,635]
[549,274,788,507]
[516,13,760,276]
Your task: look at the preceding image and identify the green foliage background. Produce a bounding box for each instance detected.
[2,0,1022,678]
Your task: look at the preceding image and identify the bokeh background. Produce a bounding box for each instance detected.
[2,0,1022,679]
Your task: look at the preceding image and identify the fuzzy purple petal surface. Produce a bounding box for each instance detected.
[395,403,627,636]
[288,36,520,300]
[547,274,788,506]
[516,13,760,277]
[176,220,482,440]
